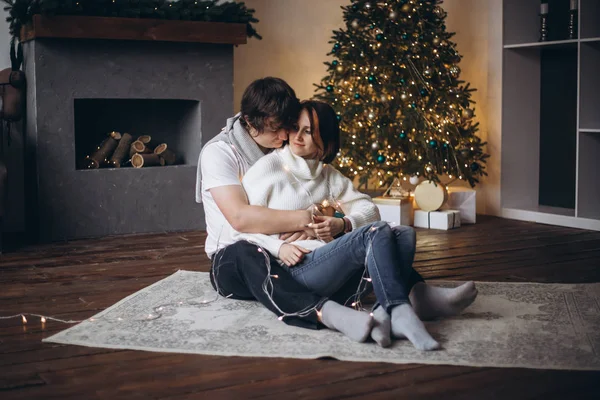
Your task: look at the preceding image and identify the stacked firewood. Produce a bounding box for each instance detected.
[83,132,178,169]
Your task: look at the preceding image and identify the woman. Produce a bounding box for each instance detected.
[233,100,477,350]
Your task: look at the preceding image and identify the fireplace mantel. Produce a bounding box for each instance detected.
[21,14,247,45]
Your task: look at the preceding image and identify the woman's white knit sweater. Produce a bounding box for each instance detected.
[232,145,380,258]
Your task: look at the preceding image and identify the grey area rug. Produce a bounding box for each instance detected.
[43,271,600,371]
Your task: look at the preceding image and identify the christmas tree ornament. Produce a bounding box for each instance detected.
[351,19,359,29]
[423,67,432,78]
[390,11,397,19]
[433,37,440,45]
[429,139,438,149]
[368,75,376,83]
[409,175,420,185]
[434,6,445,18]
[354,93,361,99]
[371,142,380,150]
[414,180,448,212]
[377,154,386,163]
[401,4,410,12]
[368,112,375,119]
[470,162,480,172]
[376,33,384,41]
[449,65,460,78]
[400,92,408,100]
[326,85,334,92]
[332,60,339,66]
[399,131,407,139]
[462,108,474,119]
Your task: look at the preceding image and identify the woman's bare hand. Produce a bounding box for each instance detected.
[309,216,345,242]
[278,243,311,267]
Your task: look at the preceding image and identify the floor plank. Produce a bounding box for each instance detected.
[1,216,599,399]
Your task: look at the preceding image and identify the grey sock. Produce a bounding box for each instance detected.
[410,281,478,320]
[320,301,373,343]
[391,304,440,351]
[370,306,392,348]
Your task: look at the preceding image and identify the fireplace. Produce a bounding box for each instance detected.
[23,26,240,242]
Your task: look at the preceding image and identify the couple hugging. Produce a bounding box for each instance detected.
[195,77,477,350]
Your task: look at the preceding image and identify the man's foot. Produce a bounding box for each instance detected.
[391,304,440,351]
[409,281,478,320]
[319,301,373,342]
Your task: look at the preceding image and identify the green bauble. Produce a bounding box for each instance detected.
[326,85,334,92]
[354,93,361,99]
[332,60,339,66]
[470,162,480,172]
[377,154,386,163]
[368,75,376,83]
[399,131,407,139]
[376,33,384,41]
[429,139,438,148]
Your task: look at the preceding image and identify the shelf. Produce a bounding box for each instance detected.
[577,133,600,221]
[503,39,578,49]
[580,41,600,130]
[581,0,600,39]
[502,208,600,231]
[501,0,600,232]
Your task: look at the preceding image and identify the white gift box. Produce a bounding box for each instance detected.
[442,187,476,224]
[372,196,414,226]
[414,209,461,230]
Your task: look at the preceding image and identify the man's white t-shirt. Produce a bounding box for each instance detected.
[200,141,252,258]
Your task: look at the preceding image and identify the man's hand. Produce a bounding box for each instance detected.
[309,216,345,243]
[279,225,317,242]
[278,244,311,267]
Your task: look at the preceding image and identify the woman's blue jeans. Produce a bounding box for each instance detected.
[287,221,424,313]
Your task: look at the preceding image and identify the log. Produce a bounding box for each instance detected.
[137,135,154,152]
[137,135,152,145]
[131,153,165,168]
[153,143,177,166]
[87,131,121,169]
[129,140,152,158]
[109,133,133,168]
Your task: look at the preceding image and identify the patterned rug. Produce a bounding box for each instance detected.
[43,271,600,371]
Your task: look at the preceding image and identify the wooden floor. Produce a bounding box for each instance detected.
[1,216,600,399]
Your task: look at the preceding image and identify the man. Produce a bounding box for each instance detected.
[196,77,372,338]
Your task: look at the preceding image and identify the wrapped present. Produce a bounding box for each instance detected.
[414,209,461,230]
[442,187,476,224]
[372,196,414,226]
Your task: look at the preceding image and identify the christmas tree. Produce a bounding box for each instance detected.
[314,0,489,189]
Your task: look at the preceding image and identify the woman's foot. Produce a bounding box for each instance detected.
[319,301,373,342]
[409,281,478,320]
[391,304,440,351]
[370,306,392,348]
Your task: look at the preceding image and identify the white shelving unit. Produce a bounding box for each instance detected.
[501,0,600,231]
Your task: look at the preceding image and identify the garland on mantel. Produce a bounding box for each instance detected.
[1,0,262,41]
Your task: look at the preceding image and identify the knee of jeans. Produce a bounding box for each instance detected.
[393,225,416,243]
[372,221,388,230]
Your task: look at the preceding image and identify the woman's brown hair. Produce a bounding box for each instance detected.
[300,100,340,164]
